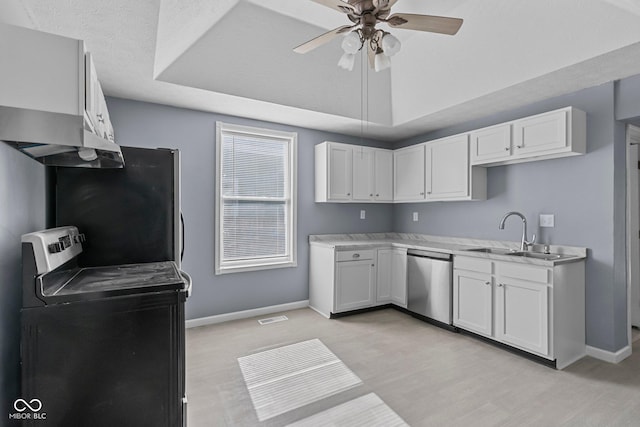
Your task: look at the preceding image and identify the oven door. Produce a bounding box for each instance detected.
[21,290,186,427]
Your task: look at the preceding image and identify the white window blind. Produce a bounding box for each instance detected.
[216,122,297,274]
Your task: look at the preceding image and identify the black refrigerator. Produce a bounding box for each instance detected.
[21,146,188,426]
[47,146,183,269]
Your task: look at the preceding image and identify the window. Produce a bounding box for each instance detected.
[215,122,297,274]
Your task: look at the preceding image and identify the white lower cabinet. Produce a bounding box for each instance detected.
[309,245,408,317]
[453,269,493,337]
[453,255,585,369]
[335,258,376,313]
[495,277,549,355]
[377,248,408,307]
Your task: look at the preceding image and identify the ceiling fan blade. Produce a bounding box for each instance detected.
[310,0,357,14]
[293,25,356,54]
[386,13,463,35]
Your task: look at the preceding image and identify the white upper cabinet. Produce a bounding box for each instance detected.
[316,142,352,202]
[85,53,114,142]
[471,107,586,166]
[352,146,374,201]
[470,123,512,164]
[373,149,393,202]
[513,108,568,155]
[315,107,585,203]
[352,147,393,202]
[316,142,393,203]
[0,24,115,144]
[426,134,486,201]
[394,144,426,202]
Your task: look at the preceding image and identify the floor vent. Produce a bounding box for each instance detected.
[258,315,288,325]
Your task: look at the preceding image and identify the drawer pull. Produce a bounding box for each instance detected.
[352,253,360,258]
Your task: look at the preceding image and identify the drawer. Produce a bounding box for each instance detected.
[336,249,375,262]
[454,256,492,274]
[497,262,549,284]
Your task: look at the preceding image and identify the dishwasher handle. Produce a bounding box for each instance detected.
[407,249,452,261]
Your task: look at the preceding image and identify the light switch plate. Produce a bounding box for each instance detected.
[413,212,419,222]
[539,214,555,228]
[360,210,366,220]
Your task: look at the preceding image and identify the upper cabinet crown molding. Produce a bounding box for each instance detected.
[471,107,586,166]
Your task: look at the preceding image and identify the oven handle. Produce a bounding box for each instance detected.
[180,270,192,298]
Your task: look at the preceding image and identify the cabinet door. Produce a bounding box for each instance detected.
[470,123,512,164]
[374,149,393,202]
[394,145,426,201]
[513,109,567,156]
[335,260,375,312]
[390,248,407,307]
[352,147,374,201]
[328,143,353,201]
[495,279,549,356]
[85,52,103,135]
[426,135,470,200]
[376,249,393,303]
[453,270,493,337]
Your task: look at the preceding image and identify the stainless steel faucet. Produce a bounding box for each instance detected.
[499,211,536,251]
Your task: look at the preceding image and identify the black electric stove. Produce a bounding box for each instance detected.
[19,226,189,427]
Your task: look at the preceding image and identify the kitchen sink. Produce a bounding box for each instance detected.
[464,247,575,261]
[464,247,517,255]
[505,252,574,261]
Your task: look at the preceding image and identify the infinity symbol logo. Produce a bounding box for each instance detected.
[14,398,43,412]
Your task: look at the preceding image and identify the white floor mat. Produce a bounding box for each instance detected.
[286,393,409,427]
[238,339,362,421]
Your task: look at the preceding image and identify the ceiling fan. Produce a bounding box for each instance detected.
[294,0,463,71]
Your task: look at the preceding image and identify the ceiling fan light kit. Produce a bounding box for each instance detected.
[374,50,391,72]
[294,0,463,71]
[338,52,357,71]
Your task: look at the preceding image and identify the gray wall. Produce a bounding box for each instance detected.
[393,82,627,352]
[0,143,45,416]
[106,97,394,321]
[616,73,640,123]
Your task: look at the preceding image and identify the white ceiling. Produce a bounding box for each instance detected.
[3,0,640,141]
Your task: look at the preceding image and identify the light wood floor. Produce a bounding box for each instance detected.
[186,308,640,427]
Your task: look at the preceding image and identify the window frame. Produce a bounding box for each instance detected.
[215,122,297,275]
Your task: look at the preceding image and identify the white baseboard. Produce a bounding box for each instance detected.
[586,344,632,364]
[186,300,309,328]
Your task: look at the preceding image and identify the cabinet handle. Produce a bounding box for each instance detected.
[352,253,360,258]
[504,147,510,151]
[376,194,379,197]
[347,193,351,196]
[420,192,425,195]
[96,113,105,123]
[427,191,432,194]
[498,283,504,287]
[516,145,522,149]
[370,193,374,197]
[485,281,491,286]
[371,264,375,267]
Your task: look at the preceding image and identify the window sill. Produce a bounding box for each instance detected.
[215,260,297,275]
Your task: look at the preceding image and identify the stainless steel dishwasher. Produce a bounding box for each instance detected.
[407,249,453,325]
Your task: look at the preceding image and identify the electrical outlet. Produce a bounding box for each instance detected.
[360,210,366,220]
[539,214,555,228]
[413,212,419,222]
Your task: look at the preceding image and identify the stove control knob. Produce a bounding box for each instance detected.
[48,242,63,254]
[73,234,86,244]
